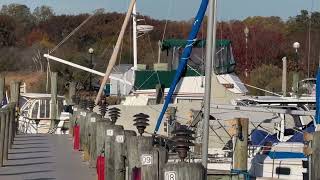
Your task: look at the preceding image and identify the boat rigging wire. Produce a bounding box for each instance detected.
[49,10,100,54]
[160,0,173,43]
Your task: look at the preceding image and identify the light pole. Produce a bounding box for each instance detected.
[88,48,94,91]
[292,42,300,97]
[244,26,249,77]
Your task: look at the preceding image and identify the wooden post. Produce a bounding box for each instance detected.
[163,163,205,180]
[88,112,100,167]
[7,107,14,148]
[3,111,9,161]
[10,81,19,138]
[232,118,249,172]
[10,81,20,139]
[140,146,168,180]
[312,131,320,179]
[155,84,164,104]
[68,82,76,105]
[79,108,89,151]
[82,110,92,161]
[126,136,153,179]
[95,118,112,158]
[0,111,5,166]
[69,105,80,137]
[50,72,58,129]
[0,75,4,104]
[166,107,176,136]
[10,81,20,104]
[104,125,126,180]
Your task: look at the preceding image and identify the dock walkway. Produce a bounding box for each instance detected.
[0,134,96,180]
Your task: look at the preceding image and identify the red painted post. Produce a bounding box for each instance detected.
[73,125,80,150]
[97,155,105,180]
[132,167,141,180]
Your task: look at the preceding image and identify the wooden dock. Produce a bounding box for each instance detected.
[0,134,96,180]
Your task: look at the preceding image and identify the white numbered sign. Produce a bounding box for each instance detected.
[90,117,96,123]
[165,171,176,180]
[82,112,87,116]
[73,107,78,111]
[116,135,124,143]
[106,129,114,136]
[141,154,153,165]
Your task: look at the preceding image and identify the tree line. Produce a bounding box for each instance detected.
[0,4,317,94]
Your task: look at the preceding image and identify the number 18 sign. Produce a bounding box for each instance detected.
[165,171,176,180]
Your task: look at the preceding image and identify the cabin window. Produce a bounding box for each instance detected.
[276,167,291,175]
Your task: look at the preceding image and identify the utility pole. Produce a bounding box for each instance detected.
[202,0,216,171]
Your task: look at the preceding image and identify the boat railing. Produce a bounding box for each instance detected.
[18,116,68,134]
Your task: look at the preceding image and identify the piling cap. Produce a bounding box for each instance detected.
[171,128,195,162]
[133,113,150,118]
[108,107,121,124]
[133,113,150,136]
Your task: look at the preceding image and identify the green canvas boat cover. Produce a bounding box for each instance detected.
[161,39,231,51]
[134,68,199,90]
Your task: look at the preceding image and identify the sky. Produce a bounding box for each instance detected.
[0,0,317,21]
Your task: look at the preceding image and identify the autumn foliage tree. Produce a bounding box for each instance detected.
[0,3,317,94]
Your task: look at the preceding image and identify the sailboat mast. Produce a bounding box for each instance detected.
[133,2,138,70]
[95,0,137,104]
[202,0,217,170]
